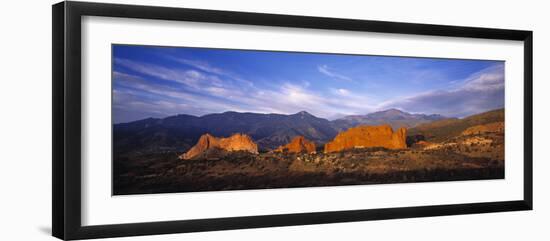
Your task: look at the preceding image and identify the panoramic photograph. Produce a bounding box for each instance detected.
[112,44,505,195]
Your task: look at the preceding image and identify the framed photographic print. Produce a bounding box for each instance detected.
[52,1,533,240]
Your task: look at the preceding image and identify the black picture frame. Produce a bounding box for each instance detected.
[52,1,533,240]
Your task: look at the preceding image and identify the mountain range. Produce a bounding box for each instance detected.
[114,110,336,153]
[113,108,500,154]
[407,108,504,142]
[332,108,446,131]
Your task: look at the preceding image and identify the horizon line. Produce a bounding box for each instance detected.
[113,107,504,125]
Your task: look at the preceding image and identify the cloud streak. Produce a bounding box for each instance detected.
[318,65,353,82]
[113,46,504,123]
[113,66,377,122]
[380,64,504,117]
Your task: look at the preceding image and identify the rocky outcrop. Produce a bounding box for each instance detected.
[406,134,426,147]
[461,122,504,136]
[180,133,258,160]
[415,140,432,147]
[324,125,407,153]
[275,136,316,154]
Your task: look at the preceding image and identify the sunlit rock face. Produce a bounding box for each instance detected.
[275,136,316,154]
[324,125,407,153]
[180,133,258,160]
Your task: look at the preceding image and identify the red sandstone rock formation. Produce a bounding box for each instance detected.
[275,136,316,154]
[324,125,407,153]
[180,133,258,160]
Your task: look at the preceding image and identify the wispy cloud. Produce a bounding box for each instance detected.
[244,84,376,118]
[168,56,255,88]
[114,58,219,89]
[112,70,256,123]
[113,46,505,123]
[170,58,227,76]
[318,65,353,82]
[379,64,504,117]
[332,88,351,96]
[113,66,378,122]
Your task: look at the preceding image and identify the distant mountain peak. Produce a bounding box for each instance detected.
[382,108,405,113]
[114,110,337,153]
[371,108,407,114]
[294,110,314,116]
[364,108,412,120]
[219,111,243,116]
[332,108,447,131]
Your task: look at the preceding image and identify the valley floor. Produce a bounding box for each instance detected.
[113,144,504,195]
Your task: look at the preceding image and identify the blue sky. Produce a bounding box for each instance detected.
[112,45,504,123]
